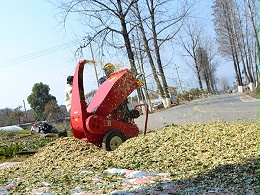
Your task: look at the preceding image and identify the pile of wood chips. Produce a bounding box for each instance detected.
[0,122,258,194]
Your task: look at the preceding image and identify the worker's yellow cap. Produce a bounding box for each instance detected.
[103,63,115,70]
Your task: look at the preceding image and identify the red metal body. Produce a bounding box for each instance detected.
[70,60,145,147]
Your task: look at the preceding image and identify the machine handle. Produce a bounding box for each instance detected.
[134,104,149,136]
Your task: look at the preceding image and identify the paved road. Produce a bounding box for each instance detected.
[135,93,259,131]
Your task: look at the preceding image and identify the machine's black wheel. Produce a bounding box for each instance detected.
[102,130,127,151]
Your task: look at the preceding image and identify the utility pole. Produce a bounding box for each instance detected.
[23,100,28,122]
[174,64,184,93]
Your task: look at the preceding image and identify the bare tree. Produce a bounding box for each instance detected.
[53,0,143,98]
[244,0,259,54]
[212,0,258,92]
[232,1,255,89]
[131,32,153,112]
[144,0,193,107]
[218,77,230,92]
[43,99,61,122]
[196,45,218,94]
[212,0,243,92]
[200,36,219,93]
[0,108,12,126]
[129,0,194,107]
[131,2,165,104]
[53,0,198,106]
[6,106,24,125]
[243,0,259,87]
[177,21,204,90]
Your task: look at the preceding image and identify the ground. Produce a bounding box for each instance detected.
[248,85,259,99]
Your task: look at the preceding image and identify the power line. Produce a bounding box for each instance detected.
[0,40,82,68]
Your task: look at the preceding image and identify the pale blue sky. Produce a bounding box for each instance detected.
[0,0,235,110]
[0,0,93,109]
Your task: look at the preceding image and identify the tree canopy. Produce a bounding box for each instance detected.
[27,82,56,120]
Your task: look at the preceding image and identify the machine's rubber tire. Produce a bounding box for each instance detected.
[102,130,126,151]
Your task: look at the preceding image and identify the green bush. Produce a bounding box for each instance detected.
[0,135,55,160]
[0,143,19,159]
[0,122,72,160]
[177,91,190,102]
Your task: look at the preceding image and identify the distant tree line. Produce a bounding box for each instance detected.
[0,82,68,127]
[212,0,259,92]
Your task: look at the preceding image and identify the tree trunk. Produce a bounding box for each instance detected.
[116,0,143,100]
[149,0,170,101]
[133,2,165,99]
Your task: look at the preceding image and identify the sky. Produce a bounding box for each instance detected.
[0,0,235,110]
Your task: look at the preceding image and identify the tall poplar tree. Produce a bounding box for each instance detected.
[212,0,243,91]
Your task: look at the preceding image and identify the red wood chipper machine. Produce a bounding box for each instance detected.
[70,60,148,151]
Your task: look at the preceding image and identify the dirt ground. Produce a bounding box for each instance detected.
[249,85,259,99]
